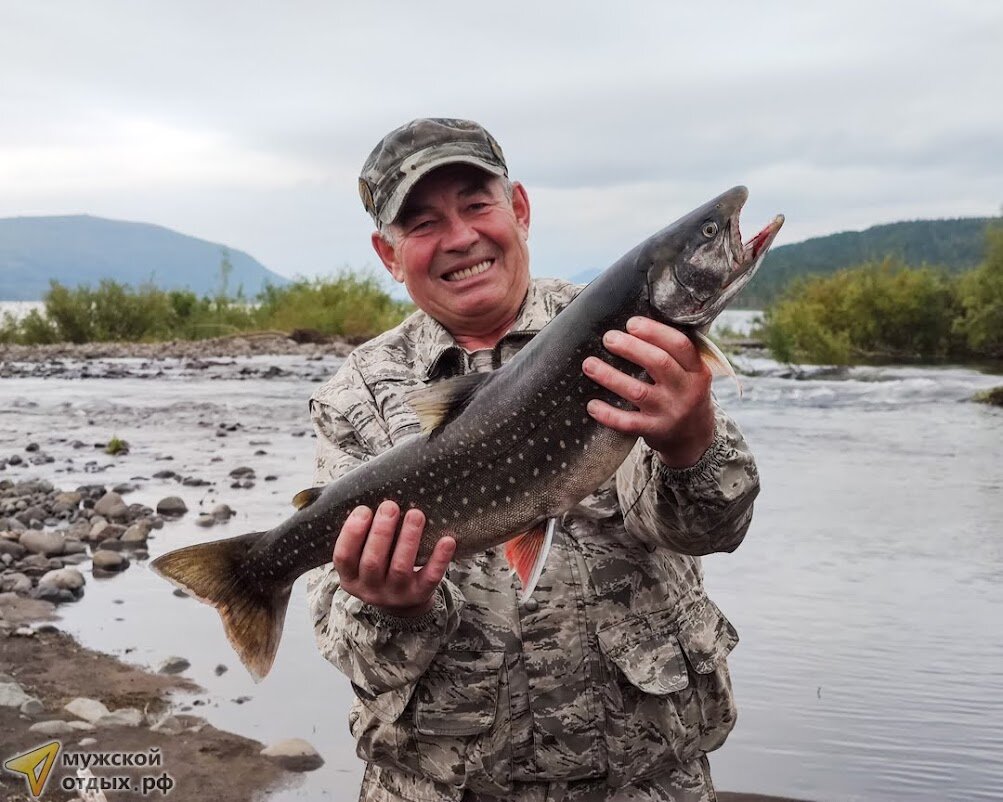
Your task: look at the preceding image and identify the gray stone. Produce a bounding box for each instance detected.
[20,697,44,715]
[194,514,215,528]
[91,550,128,572]
[156,496,188,517]
[0,572,32,594]
[211,504,234,522]
[38,567,86,592]
[94,491,128,521]
[28,720,75,736]
[19,530,65,557]
[78,737,97,746]
[96,707,143,728]
[51,491,83,514]
[0,681,33,708]
[157,656,190,674]
[0,540,26,560]
[150,714,184,734]
[67,719,96,731]
[65,697,111,723]
[260,738,325,772]
[62,539,88,555]
[121,522,150,543]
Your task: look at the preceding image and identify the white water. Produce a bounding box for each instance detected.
[1,352,1001,801]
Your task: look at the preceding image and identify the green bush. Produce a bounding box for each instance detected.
[1,271,411,345]
[953,225,1003,358]
[761,259,959,364]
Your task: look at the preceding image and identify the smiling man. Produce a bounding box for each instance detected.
[307,118,759,802]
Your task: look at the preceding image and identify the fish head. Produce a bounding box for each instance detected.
[644,186,784,327]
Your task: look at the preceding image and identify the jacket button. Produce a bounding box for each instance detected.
[523,597,539,612]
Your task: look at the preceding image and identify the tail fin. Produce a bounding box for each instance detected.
[150,533,290,682]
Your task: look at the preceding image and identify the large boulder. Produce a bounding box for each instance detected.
[64,697,111,723]
[19,530,65,557]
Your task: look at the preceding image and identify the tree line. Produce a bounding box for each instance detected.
[760,225,1003,363]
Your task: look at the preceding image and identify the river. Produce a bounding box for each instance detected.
[1,327,1001,801]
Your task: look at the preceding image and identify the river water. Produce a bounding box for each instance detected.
[1,325,1001,801]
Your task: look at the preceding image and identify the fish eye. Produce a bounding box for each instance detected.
[702,222,718,238]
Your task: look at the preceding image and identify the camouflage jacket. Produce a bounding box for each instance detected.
[306,277,759,800]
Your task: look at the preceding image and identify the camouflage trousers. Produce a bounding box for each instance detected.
[359,758,716,802]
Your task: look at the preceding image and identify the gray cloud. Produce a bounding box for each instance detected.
[1,0,1000,281]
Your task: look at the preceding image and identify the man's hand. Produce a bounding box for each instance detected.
[583,315,716,468]
[333,501,456,617]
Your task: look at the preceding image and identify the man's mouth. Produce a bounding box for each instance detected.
[443,259,493,282]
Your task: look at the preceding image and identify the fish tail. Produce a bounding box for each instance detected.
[150,533,290,682]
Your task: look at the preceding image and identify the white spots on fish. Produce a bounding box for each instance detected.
[480,485,487,493]
[436,495,443,503]
[559,440,566,449]
[528,439,535,447]
[533,467,539,476]
[491,500,497,507]
[546,454,553,462]
[509,476,516,484]
[462,497,468,505]
[506,457,512,464]
[496,483,502,491]
[453,510,460,518]
[440,517,449,525]
[505,496,512,503]
[561,462,567,469]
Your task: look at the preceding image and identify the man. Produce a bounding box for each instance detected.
[307,118,759,802]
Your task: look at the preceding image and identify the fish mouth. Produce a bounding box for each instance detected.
[674,190,784,326]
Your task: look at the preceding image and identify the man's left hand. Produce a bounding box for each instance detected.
[583,316,716,469]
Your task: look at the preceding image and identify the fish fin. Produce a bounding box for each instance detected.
[151,533,290,682]
[405,372,492,435]
[292,486,324,510]
[692,330,743,397]
[504,517,556,602]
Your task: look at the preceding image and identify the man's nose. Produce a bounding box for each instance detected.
[440,214,479,251]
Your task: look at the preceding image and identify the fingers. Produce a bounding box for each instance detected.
[417,536,456,592]
[332,505,372,583]
[583,355,653,407]
[607,317,704,375]
[386,508,426,584]
[586,398,647,435]
[357,500,399,584]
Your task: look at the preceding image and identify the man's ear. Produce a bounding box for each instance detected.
[371,231,404,283]
[511,182,531,240]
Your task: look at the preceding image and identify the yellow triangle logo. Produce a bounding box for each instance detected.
[4,740,61,797]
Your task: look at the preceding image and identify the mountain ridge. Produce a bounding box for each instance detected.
[0,215,289,300]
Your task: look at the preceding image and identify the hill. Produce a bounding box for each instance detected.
[0,216,288,300]
[569,217,999,308]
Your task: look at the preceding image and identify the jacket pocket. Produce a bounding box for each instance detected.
[596,601,738,787]
[413,650,512,794]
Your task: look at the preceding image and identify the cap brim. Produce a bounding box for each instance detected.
[379,155,507,228]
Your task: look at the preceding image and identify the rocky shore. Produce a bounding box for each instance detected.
[0,331,355,371]
[0,477,322,801]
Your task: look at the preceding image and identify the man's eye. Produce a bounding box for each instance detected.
[467,202,489,212]
[410,220,434,232]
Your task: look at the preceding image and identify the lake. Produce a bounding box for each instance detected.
[0,345,1001,801]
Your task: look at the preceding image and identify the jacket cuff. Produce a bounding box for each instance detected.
[652,425,730,487]
[360,588,446,632]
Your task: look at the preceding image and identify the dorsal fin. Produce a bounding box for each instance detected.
[292,487,324,510]
[405,372,491,435]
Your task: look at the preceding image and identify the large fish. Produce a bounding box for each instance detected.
[152,186,783,679]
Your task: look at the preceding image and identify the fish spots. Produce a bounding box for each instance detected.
[533,468,539,476]
[462,497,468,505]
[480,485,487,493]
[559,440,566,449]
[436,495,443,503]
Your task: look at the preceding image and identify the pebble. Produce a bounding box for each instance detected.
[0,681,34,708]
[156,496,188,517]
[158,656,191,674]
[19,530,66,557]
[260,738,325,772]
[91,550,129,572]
[195,514,216,528]
[38,567,86,592]
[93,491,128,521]
[96,707,143,727]
[20,697,45,715]
[65,697,111,723]
[28,720,76,736]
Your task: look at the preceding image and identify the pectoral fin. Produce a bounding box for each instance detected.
[405,372,492,435]
[692,330,742,397]
[504,517,556,602]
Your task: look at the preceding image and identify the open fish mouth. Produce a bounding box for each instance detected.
[726,205,785,291]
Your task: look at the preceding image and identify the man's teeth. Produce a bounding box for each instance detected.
[445,260,492,282]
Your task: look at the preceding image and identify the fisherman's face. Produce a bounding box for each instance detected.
[372,164,531,335]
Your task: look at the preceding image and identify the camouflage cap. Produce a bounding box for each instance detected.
[358,118,508,229]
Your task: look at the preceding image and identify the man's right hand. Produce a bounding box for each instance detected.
[333,500,456,618]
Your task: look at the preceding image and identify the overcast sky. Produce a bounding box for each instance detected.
[2,1,1001,283]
